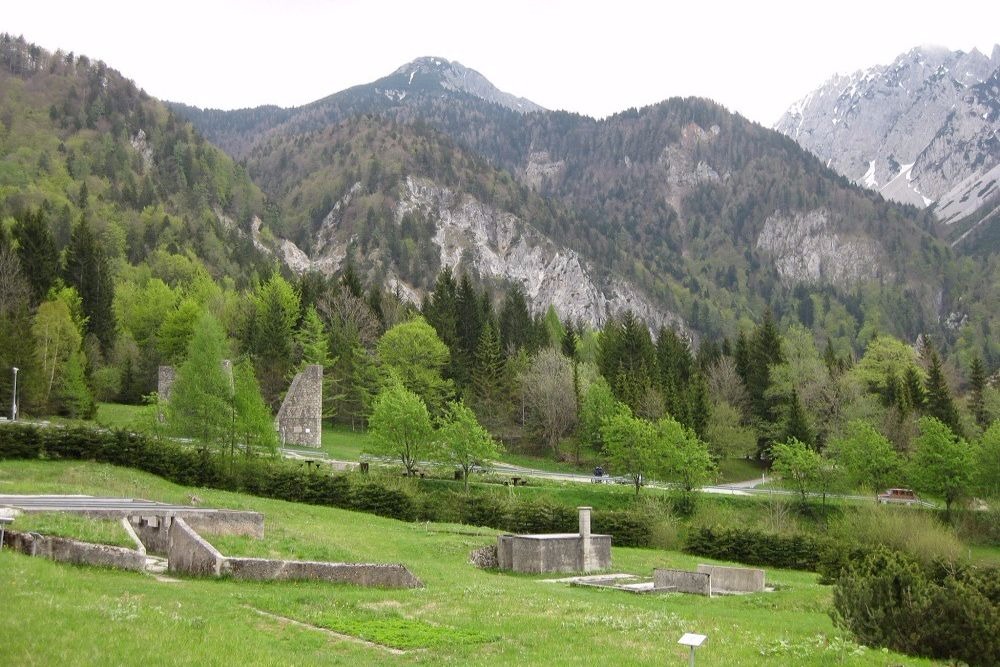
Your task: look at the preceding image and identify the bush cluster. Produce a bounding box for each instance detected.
[683,526,826,571]
[832,548,1000,666]
[0,424,654,545]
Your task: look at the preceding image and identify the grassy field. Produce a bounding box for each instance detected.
[0,459,942,665]
[11,512,135,548]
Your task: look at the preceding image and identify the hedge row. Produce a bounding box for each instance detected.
[683,526,826,571]
[0,424,653,546]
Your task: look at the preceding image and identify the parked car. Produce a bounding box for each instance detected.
[877,488,919,505]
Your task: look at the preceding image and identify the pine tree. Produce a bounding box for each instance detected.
[923,347,961,436]
[13,209,59,305]
[63,218,115,352]
[782,389,813,448]
[969,357,989,429]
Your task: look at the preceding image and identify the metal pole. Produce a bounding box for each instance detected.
[689,645,695,667]
[10,367,18,421]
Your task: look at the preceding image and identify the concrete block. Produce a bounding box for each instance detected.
[696,564,765,592]
[653,568,712,595]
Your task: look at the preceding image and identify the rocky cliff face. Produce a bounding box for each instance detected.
[755,209,884,285]
[273,175,683,330]
[776,45,1000,220]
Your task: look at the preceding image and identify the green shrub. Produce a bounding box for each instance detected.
[684,526,824,571]
[461,494,507,529]
[832,548,1000,665]
[592,510,652,547]
[505,499,576,534]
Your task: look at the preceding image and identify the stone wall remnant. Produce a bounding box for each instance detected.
[2,530,146,571]
[276,364,323,448]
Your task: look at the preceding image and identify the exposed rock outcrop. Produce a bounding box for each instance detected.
[756,209,883,286]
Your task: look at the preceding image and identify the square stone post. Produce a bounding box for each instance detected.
[578,506,592,571]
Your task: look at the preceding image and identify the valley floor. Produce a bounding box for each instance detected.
[0,461,944,665]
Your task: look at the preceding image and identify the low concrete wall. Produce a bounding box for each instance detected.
[168,518,224,576]
[2,530,145,571]
[223,558,423,588]
[653,568,712,596]
[696,564,765,593]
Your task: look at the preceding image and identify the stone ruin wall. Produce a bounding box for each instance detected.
[275,364,323,448]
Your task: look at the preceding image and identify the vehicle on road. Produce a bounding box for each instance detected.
[877,488,920,505]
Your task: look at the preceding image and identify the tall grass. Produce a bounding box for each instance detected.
[827,505,964,564]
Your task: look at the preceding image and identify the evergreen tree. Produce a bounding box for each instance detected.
[499,285,536,355]
[243,273,299,406]
[923,347,961,435]
[13,209,59,305]
[168,311,232,449]
[340,262,363,298]
[902,365,926,412]
[453,273,483,387]
[472,321,505,408]
[782,389,813,448]
[968,357,989,429]
[63,218,115,352]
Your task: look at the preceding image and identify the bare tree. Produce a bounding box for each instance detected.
[520,347,577,456]
[317,289,382,349]
[707,356,749,415]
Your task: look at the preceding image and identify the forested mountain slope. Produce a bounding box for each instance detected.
[0,34,274,283]
[172,57,997,361]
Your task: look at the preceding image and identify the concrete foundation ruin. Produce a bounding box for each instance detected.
[497,507,611,574]
[275,364,323,448]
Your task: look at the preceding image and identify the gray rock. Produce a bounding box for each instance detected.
[776,45,1000,218]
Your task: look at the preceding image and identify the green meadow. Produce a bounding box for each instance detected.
[0,460,940,666]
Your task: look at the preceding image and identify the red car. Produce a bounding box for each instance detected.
[877,488,919,505]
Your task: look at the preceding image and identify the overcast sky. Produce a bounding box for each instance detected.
[5,0,998,126]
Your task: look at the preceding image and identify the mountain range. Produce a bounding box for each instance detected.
[1,35,996,364]
[776,45,1000,252]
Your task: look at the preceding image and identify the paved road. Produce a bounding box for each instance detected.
[281,449,941,507]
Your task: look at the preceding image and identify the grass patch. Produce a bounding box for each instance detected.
[0,459,949,665]
[94,402,145,429]
[714,458,767,484]
[10,512,134,548]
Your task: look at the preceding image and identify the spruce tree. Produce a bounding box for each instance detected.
[472,321,505,407]
[63,218,115,352]
[13,209,59,305]
[923,347,961,435]
[969,357,989,429]
[782,389,813,448]
[499,284,535,355]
